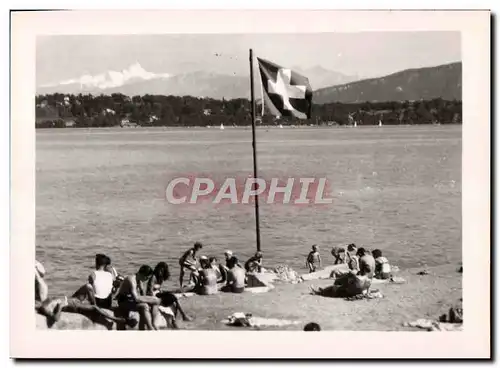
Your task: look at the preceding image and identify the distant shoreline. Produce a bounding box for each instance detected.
[35,123,463,131]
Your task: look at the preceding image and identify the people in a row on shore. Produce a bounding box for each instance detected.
[327,243,393,279]
[311,243,394,298]
[178,243,268,295]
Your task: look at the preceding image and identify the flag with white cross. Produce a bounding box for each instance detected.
[257,57,313,119]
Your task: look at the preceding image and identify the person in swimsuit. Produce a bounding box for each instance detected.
[197,257,218,295]
[115,265,160,330]
[178,242,203,290]
[145,262,193,328]
[306,245,322,273]
[372,249,392,279]
[244,251,263,273]
[331,246,346,265]
[87,254,115,309]
[356,248,376,279]
[209,256,226,283]
[35,260,64,327]
[222,257,246,293]
[35,260,131,329]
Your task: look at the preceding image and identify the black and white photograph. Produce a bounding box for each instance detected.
[10,9,490,359]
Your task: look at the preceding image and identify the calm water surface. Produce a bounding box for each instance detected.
[36,126,462,296]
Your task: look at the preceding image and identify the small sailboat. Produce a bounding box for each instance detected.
[220,123,225,130]
[354,121,357,128]
[279,124,283,129]
[379,120,383,127]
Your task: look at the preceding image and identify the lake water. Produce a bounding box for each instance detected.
[36,125,462,296]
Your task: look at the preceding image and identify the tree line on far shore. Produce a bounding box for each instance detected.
[35,93,462,129]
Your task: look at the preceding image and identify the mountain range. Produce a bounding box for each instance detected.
[314,62,462,103]
[37,61,461,103]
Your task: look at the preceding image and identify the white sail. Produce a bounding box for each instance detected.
[354,121,357,128]
[379,120,383,127]
[220,123,224,130]
[279,124,283,129]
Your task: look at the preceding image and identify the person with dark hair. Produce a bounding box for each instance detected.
[146,262,170,296]
[145,262,193,328]
[356,247,375,279]
[304,322,321,331]
[115,265,160,330]
[306,245,322,273]
[178,242,203,290]
[35,260,134,330]
[87,253,115,309]
[155,291,193,329]
[245,251,263,273]
[221,256,246,293]
[104,255,118,279]
[372,249,392,280]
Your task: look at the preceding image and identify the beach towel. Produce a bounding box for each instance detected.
[345,290,384,301]
[403,319,463,331]
[222,312,301,328]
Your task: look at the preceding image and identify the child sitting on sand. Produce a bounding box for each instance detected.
[306,245,322,273]
[372,249,392,279]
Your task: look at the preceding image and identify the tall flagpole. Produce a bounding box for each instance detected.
[249,48,261,252]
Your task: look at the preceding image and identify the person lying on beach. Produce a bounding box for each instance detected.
[115,265,161,330]
[356,248,376,279]
[35,261,132,329]
[35,261,64,327]
[310,272,372,298]
[331,246,346,265]
[306,245,322,273]
[179,242,203,290]
[221,257,246,293]
[372,249,392,280]
[245,251,263,273]
[197,257,218,295]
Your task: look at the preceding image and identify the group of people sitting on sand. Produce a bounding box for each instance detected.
[35,241,393,329]
[35,242,268,330]
[309,243,393,298]
[35,254,193,330]
[178,242,265,295]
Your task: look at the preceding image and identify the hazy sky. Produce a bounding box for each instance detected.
[37,32,461,85]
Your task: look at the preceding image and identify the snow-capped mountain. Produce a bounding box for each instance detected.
[38,62,171,94]
[36,62,359,99]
